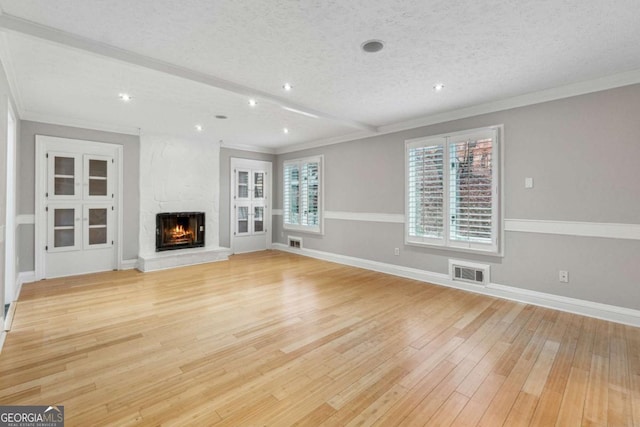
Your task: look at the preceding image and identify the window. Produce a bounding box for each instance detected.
[283,156,323,233]
[406,127,500,254]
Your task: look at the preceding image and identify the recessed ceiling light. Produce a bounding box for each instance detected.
[118,93,132,102]
[433,83,445,92]
[283,83,293,91]
[283,127,289,134]
[215,115,227,119]
[195,124,203,132]
[248,99,257,107]
[361,39,385,53]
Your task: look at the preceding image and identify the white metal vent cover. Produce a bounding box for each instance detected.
[448,259,490,286]
[288,236,302,249]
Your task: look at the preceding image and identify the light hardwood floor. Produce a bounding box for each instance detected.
[1,251,639,426]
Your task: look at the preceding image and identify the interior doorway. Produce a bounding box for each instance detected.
[230,158,272,254]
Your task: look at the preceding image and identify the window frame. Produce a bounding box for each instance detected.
[405,126,503,255]
[283,155,324,234]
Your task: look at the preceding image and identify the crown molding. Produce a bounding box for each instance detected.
[379,69,640,135]
[220,142,276,155]
[22,110,141,136]
[275,130,371,154]
[274,69,640,155]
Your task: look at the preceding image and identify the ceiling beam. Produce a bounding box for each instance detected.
[0,12,378,133]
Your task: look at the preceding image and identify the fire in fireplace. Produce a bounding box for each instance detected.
[156,212,205,251]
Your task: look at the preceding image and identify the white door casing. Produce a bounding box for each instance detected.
[230,158,272,254]
[35,136,123,279]
[3,101,17,328]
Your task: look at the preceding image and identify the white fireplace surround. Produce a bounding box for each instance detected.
[137,133,231,271]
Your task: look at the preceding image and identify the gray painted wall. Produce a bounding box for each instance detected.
[17,121,140,270]
[273,84,640,310]
[219,148,276,248]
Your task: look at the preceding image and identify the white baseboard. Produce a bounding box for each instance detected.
[0,331,6,354]
[16,271,35,301]
[120,259,139,270]
[272,243,640,327]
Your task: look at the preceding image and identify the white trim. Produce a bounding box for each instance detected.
[116,145,124,269]
[221,142,276,155]
[4,99,18,306]
[0,32,24,116]
[21,111,140,136]
[4,299,16,331]
[380,70,640,135]
[0,225,3,243]
[276,210,640,241]
[274,69,640,155]
[229,158,273,254]
[276,130,371,154]
[16,214,35,225]
[404,125,502,255]
[505,219,640,240]
[272,243,640,327]
[324,211,404,223]
[120,259,138,270]
[283,155,324,234]
[35,136,123,279]
[16,271,35,300]
[0,331,5,354]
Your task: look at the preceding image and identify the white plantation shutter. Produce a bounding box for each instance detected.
[407,142,444,243]
[406,127,499,253]
[302,161,320,227]
[283,156,323,232]
[283,162,299,226]
[449,133,494,245]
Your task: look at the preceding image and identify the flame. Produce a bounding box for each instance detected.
[170,224,193,240]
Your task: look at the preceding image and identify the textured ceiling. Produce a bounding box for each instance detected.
[1,0,639,150]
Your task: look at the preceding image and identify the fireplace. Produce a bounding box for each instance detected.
[156,212,205,251]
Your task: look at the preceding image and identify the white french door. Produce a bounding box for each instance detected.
[231,158,272,254]
[36,137,121,279]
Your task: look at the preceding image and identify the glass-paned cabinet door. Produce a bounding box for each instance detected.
[84,155,113,200]
[48,152,81,200]
[47,204,81,252]
[254,206,265,233]
[83,205,112,249]
[236,205,249,234]
[236,170,249,200]
[253,171,265,200]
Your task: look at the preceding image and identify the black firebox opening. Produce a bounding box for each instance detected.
[156,212,205,251]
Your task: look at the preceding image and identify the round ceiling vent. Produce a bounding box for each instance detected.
[361,39,385,53]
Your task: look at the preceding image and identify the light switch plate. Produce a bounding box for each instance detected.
[525,177,534,189]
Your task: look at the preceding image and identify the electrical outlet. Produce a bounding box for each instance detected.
[394,248,400,256]
[559,270,569,283]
